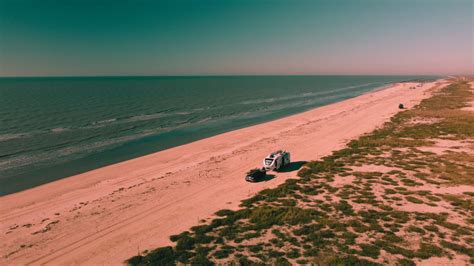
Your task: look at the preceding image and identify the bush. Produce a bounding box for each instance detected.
[127,255,143,266]
[423,225,439,232]
[407,225,425,234]
[176,234,196,251]
[248,244,263,253]
[326,255,380,266]
[169,231,189,242]
[190,224,213,235]
[129,246,176,265]
[215,209,235,217]
[335,200,354,215]
[359,244,380,259]
[189,255,214,265]
[383,233,403,243]
[296,259,309,264]
[342,231,358,245]
[275,257,291,265]
[213,249,233,259]
[268,250,285,258]
[286,248,301,259]
[375,240,416,258]
[416,243,443,259]
[282,207,319,225]
[397,258,416,266]
[406,196,423,204]
[440,240,474,257]
[293,224,324,236]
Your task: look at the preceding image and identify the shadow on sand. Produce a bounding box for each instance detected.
[254,174,276,182]
[252,161,307,182]
[277,161,308,173]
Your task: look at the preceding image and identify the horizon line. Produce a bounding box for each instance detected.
[0,73,457,79]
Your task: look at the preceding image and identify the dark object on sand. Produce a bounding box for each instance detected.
[399,103,405,109]
[245,168,267,182]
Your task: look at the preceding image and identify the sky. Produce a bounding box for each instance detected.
[0,0,472,77]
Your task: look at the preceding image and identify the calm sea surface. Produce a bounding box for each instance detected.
[0,76,437,195]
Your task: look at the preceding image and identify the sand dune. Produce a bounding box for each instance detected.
[0,80,446,265]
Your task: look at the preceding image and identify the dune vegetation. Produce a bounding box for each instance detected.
[127,79,473,265]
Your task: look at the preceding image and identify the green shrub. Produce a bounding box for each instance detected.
[275,257,291,265]
[189,255,214,265]
[293,224,324,236]
[359,244,380,259]
[268,250,285,258]
[426,195,441,202]
[406,196,423,204]
[383,233,403,243]
[342,231,358,245]
[335,200,354,215]
[375,240,415,258]
[215,209,235,217]
[423,225,439,232]
[396,258,416,266]
[440,240,474,257]
[128,246,176,265]
[213,249,233,259]
[407,225,425,234]
[296,259,309,264]
[286,248,301,259]
[326,255,380,266]
[416,243,443,259]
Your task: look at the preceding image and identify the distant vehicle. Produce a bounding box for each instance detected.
[245,168,267,182]
[263,150,290,171]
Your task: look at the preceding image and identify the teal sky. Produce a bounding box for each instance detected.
[0,0,472,77]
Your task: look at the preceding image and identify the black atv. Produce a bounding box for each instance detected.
[245,168,266,182]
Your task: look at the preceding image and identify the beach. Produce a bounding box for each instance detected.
[0,80,446,265]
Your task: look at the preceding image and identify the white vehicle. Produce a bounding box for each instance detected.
[263,150,290,171]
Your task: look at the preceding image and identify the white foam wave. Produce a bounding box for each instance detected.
[51,127,69,133]
[0,130,161,172]
[92,118,117,125]
[238,83,376,105]
[0,133,31,142]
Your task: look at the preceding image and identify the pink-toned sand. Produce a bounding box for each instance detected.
[0,81,445,265]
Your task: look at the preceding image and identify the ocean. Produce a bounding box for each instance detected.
[0,75,437,195]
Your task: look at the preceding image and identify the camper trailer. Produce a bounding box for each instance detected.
[263,150,290,171]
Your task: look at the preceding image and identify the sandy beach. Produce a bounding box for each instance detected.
[0,80,447,265]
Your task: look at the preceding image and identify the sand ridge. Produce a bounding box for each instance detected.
[0,80,446,265]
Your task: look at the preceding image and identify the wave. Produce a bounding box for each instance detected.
[85,110,197,129]
[51,127,69,133]
[238,82,377,105]
[91,118,117,125]
[0,130,162,172]
[229,89,361,121]
[0,133,33,142]
[0,110,199,144]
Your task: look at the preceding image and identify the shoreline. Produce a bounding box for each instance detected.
[0,81,408,196]
[0,79,410,196]
[0,79,447,265]
[0,80,408,197]
[0,82,396,197]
